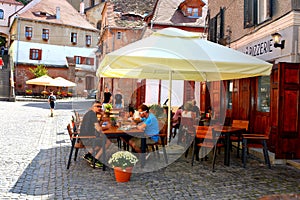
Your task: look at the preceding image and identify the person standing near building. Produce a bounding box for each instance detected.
[48,91,56,117]
[114,88,123,109]
[102,87,112,111]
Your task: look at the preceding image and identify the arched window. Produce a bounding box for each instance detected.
[0,10,4,19]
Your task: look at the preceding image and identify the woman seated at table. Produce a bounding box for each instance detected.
[182,101,196,118]
[128,104,159,153]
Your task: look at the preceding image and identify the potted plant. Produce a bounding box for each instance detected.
[108,151,138,182]
[25,89,33,95]
[104,103,113,113]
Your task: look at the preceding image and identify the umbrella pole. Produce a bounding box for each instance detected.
[167,70,172,145]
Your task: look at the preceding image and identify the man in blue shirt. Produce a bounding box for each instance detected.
[129,104,159,153]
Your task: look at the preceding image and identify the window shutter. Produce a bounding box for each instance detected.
[219,7,225,39]
[38,50,42,60]
[209,17,216,42]
[91,58,94,65]
[29,50,32,59]
[81,57,86,64]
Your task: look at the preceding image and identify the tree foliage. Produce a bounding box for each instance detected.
[16,0,30,5]
[29,64,48,77]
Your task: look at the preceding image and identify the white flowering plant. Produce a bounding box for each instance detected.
[108,151,138,170]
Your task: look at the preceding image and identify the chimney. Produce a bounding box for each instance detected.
[80,1,85,15]
[56,7,60,20]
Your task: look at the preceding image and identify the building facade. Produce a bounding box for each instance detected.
[98,0,208,108]
[9,0,99,96]
[208,0,300,159]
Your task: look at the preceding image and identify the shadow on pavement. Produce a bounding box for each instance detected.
[8,143,300,199]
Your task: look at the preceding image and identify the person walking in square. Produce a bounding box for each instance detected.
[48,91,56,117]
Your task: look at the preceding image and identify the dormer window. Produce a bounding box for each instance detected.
[179,0,205,18]
[33,11,51,17]
[185,7,200,18]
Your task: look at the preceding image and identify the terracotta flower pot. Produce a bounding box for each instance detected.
[114,167,133,182]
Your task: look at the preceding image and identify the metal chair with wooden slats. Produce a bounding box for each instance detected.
[192,126,224,172]
[230,120,249,157]
[146,120,168,164]
[178,117,198,158]
[242,127,271,169]
[66,124,97,169]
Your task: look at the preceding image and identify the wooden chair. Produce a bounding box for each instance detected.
[178,117,198,158]
[230,120,249,157]
[242,127,271,169]
[66,124,97,169]
[170,116,181,143]
[147,120,168,164]
[192,126,224,171]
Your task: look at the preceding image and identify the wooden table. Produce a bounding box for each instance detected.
[101,126,145,171]
[213,126,246,166]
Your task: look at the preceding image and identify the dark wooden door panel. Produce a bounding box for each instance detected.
[277,63,300,159]
[282,90,299,137]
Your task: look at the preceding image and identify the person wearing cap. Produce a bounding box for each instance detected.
[48,91,56,117]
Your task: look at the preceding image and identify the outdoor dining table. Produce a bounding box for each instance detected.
[101,125,146,171]
[213,125,246,166]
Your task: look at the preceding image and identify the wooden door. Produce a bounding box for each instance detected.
[277,63,300,159]
[209,81,222,121]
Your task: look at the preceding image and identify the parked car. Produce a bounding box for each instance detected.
[87,89,98,99]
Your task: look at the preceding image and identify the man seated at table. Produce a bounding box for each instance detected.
[80,100,111,168]
[129,104,159,154]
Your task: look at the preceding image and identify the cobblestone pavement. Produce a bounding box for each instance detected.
[0,100,299,200]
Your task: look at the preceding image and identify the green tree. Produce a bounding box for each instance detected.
[16,0,30,5]
[29,64,48,77]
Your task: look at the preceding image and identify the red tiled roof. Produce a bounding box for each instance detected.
[16,0,98,31]
[0,0,23,5]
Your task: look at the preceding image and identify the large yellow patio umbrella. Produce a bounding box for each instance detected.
[97,27,273,148]
[26,75,54,86]
[48,77,76,87]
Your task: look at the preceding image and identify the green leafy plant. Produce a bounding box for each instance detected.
[104,103,113,112]
[108,151,138,170]
[29,64,48,78]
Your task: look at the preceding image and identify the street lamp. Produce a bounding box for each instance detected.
[271,32,285,49]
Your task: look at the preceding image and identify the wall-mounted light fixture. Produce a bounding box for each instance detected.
[271,32,285,49]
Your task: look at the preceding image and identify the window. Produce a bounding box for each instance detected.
[192,8,199,17]
[86,35,91,46]
[74,56,94,65]
[117,32,121,39]
[75,56,80,64]
[42,29,49,40]
[25,27,33,39]
[244,0,272,28]
[0,9,4,19]
[208,8,224,43]
[29,49,42,60]
[257,76,270,112]
[71,32,77,44]
[86,58,94,65]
